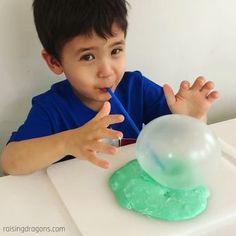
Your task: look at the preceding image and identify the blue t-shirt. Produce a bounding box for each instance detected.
[9,71,170,160]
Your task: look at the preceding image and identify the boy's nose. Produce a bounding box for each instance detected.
[97,60,113,79]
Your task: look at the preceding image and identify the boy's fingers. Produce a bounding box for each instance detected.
[200,81,215,95]
[87,152,110,169]
[100,115,124,127]
[92,141,118,155]
[102,129,123,140]
[93,101,111,121]
[190,76,206,90]
[93,128,123,140]
[163,84,176,107]
[179,80,190,93]
[207,91,220,103]
[176,80,190,97]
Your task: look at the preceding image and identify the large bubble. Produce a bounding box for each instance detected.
[136,114,221,189]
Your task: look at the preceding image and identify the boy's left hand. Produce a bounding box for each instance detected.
[163,76,220,121]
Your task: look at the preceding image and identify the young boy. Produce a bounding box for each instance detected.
[0,0,219,175]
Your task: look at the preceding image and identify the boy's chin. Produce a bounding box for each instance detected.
[97,90,111,100]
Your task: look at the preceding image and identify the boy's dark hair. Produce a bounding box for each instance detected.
[32,0,129,61]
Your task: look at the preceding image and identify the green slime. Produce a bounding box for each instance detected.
[109,160,210,221]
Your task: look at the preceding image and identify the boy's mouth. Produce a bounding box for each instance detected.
[99,87,112,93]
[99,88,108,92]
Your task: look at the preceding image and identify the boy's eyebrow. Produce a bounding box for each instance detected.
[109,40,126,47]
[76,40,125,54]
[77,46,96,53]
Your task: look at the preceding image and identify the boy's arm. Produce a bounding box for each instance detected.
[163,76,219,122]
[0,102,124,175]
[1,132,68,175]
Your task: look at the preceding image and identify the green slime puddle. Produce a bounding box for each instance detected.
[109,160,210,221]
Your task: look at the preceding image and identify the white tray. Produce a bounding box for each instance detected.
[47,144,236,236]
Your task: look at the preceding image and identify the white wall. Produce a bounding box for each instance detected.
[0,0,60,153]
[126,0,236,122]
[0,0,236,153]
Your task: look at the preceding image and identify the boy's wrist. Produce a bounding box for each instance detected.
[54,131,71,157]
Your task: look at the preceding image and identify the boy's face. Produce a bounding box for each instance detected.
[59,24,126,111]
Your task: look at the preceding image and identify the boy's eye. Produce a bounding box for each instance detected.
[80,54,95,61]
[111,48,123,55]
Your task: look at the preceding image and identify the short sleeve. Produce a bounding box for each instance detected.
[142,75,171,124]
[8,100,53,143]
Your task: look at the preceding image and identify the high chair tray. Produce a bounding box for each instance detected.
[47,143,236,236]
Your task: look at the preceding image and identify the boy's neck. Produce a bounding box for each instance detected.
[72,88,104,112]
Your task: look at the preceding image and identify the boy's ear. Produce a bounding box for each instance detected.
[41,50,63,75]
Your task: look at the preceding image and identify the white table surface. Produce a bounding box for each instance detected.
[210,118,236,147]
[0,170,80,235]
[0,118,235,236]
[47,145,236,236]
[47,118,236,236]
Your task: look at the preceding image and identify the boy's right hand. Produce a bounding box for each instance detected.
[64,102,124,169]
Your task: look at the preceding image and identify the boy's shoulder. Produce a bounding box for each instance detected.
[120,70,145,86]
[123,70,143,80]
[32,80,70,105]
[120,70,155,89]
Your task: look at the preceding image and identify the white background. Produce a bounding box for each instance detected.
[0,0,236,152]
